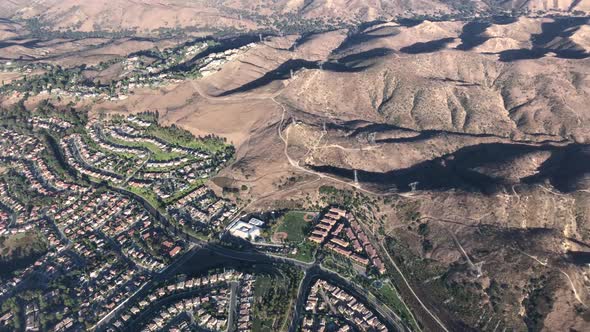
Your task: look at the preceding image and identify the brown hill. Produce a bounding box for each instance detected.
[0,13,589,331]
[0,0,589,34]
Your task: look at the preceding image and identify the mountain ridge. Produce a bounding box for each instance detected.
[0,0,588,34]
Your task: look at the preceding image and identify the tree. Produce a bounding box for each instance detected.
[418,223,429,236]
[422,239,433,252]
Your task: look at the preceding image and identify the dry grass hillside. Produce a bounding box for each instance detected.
[0,0,588,34]
[0,11,589,331]
[152,21,588,329]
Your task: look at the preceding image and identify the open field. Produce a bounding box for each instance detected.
[274,211,312,243]
[0,231,46,259]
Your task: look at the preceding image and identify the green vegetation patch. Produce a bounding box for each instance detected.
[146,124,229,153]
[163,180,206,204]
[252,267,301,332]
[0,231,48,277]
[322,251,355,278]
[274,211,311,243]
[126,185,163,209]
[105,134,183,161]
[288,241,317,263]
[385,236,483,326]
[372,281,420,331]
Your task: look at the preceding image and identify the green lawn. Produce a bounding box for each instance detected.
[125,185,162,209]
[253,275,274,298]
[106,135,184,161]
[288,241,317,263]
[164,180,206,204]
[274,211,311,243]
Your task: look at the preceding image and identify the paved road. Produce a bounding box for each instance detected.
[100,172,411,332]
[96,233,409,332]
[288,269,312,332]
[227,281,239,332]
[94,245,200,330]
[287,266,407,332]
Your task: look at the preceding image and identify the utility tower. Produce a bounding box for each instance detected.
[368,132,376,145]
[449,230,483,277]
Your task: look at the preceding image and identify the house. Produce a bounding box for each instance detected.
[373,257,386,274]
[321,217,337,226]
[311,229,328,238]
[308,235,324,244]
[326,243,351,257]
[330,238,349,248]
[329,207,346,217]
[169,246,182,257]
[332,223,344,235]
[351,254,369,266]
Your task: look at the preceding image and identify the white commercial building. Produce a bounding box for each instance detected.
[228,221,262,240]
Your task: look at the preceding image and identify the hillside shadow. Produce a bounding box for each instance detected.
[499,17,590,62]
[522,144,590,192]
[336,48,394,64]
[217,58,372,96]
[456,21,491,51]
[332,28,399,54]
[532,17,588,46]
[400,37,456,54]
[309,143,590,194]
[397,19,424,27]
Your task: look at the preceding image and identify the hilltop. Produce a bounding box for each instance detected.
[0,0,588,35]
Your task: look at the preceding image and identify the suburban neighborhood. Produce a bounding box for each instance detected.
[0,106,409,332]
